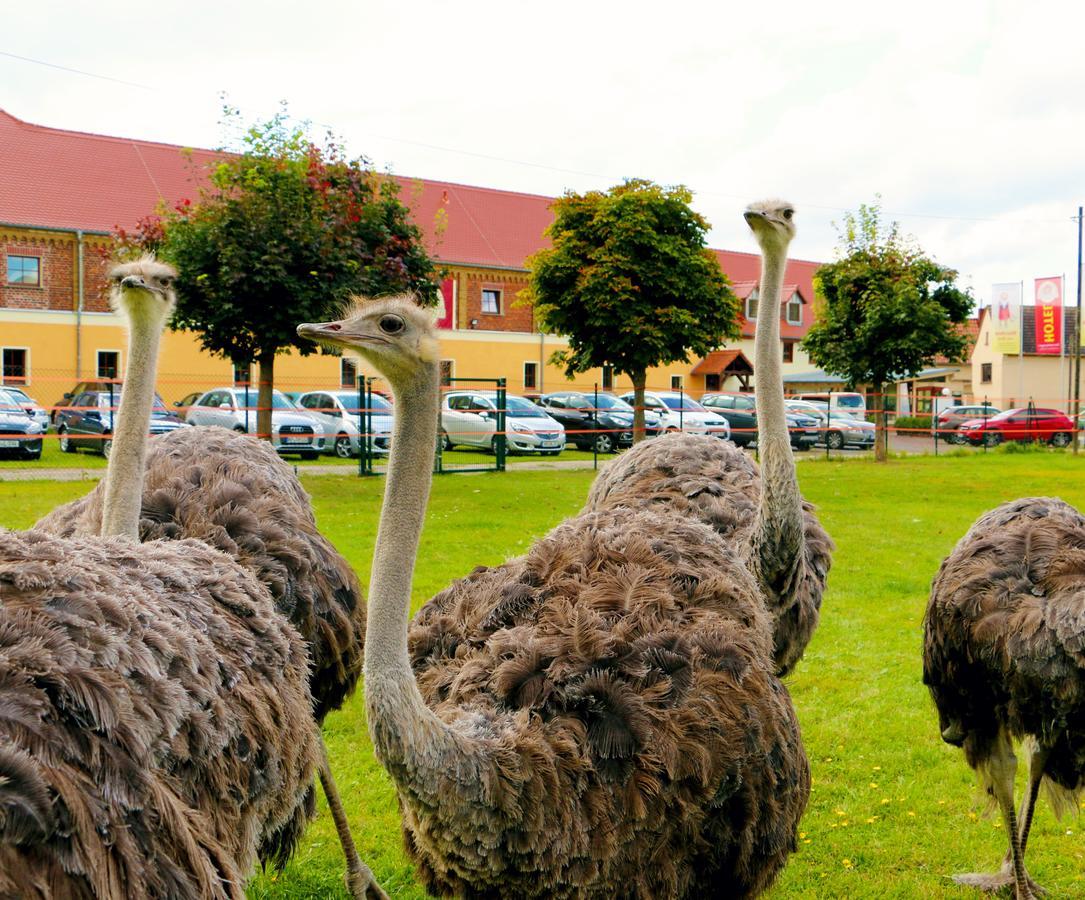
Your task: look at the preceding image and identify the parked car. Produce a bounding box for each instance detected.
[52,380,124,424]
[56,387,189,458]
[784,399,876,449]
[296,389,394,459]
[0,388,45,459]
[533,392,637,453]
[184,387,325,458]
[791,391,867,419]
[441,390,565,455]
[932,404,1001,443]
[957,407,1073,447]
[617,390,731,440]
[701,392,820,450]
[3,386,50,431]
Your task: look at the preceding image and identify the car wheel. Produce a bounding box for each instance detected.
[593,433,615,454]
[233,425,246,433]
[101,438,113,459]
[441,429,453,451]
[334,435,354,458]
[793,442,811,452]
[826,431,844,450]
[58,427,75,453]
[1051,431,1071,448]
[984,431,1002,447]
[948,431,966,445]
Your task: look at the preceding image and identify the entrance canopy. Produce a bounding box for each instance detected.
[691,349,754,391]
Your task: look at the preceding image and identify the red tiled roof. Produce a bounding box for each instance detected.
[731,279,814,340]
[690,349,753,376]
[0,109,822,302]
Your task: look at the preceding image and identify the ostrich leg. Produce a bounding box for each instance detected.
[954,737,1042,900]
[318,744,390,900]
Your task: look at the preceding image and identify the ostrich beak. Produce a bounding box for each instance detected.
[743,209,765,225]
[297,321,344,340]
[121,275,147,290]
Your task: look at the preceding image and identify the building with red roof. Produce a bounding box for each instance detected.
[0,108,823,408]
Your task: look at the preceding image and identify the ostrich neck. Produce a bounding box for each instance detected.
[753,241,804,587]
[101,317,162,539]
[364,360,452,765]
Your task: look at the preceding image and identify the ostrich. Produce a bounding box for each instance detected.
[924,496,1085,899]
[1,258,320,896]
[298,296,810,898]
[35,264,384,897]
[586,201,831,676]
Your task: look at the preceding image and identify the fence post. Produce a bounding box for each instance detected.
[825,402,831,460]
[982,397,989,454]
[593,383,599,471]
[366,378,376,475]
[356,375,367,477]
[679,384,685,432]
[496,378,507,472]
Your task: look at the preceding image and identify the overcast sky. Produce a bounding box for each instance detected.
[5,0,1084,309]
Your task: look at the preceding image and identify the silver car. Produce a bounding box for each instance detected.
[297,389,394,459]
[185,387,325,458]
[441,391,565,455]
[785,399,876,449]
[3,387,50,431]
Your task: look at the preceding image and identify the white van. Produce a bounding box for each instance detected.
[792,391,867,419]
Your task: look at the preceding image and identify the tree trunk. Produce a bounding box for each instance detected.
[873,380,888,462]
[256,350,275,444]
[631,370,647,443]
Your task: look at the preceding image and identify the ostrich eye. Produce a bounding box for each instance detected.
[782,208,794,220]
[378,314,405,335]
[160,277,173,287]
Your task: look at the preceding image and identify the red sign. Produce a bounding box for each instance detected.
[1034,276,1062,354]
[437,277,454,329]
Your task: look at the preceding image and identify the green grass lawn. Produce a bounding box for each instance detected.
[3,454,1085,898]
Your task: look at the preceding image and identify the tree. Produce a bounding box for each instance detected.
[801,200,972,461]
[525,179,739,440]
[116,105,439,440]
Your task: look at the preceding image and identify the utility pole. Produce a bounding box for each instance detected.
[1075,206,1083,455]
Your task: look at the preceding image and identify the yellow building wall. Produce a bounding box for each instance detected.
[971,313,1076,410]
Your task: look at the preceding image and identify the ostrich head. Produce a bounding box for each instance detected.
[297,295,439,388]
[108,256,178,327]
[744,199,797,253]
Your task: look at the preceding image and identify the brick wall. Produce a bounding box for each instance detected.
[456,269,535,333]
[0,228,115,313]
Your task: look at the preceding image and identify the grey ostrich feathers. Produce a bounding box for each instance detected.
[924,497,1085,899]
[0,529,319,898]
[587,201,831,676]
[298,295,810,898]
[36,426,365,721]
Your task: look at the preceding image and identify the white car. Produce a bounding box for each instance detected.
[297,389,394,459]
[618,390,731,439]
[441,390,565,455]
[185,387,325,458]
[3,386,50,432]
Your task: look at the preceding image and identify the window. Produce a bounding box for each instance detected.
[6,255,40,286]
[782,341,794,363]
[1,348,27,385]
[97,351,120,380]
[524,361,538,390]
[233,361,252,387]
[745,289,759,320]
[602,365,614,391]
[670,375,683,390]
[440,359,454,386]
[341,357,357,388]
[981,362,992,384]
[785,294,802,325]
[481,288,501,315]
[705,373,720,392]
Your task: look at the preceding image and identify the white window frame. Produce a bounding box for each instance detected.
[96,349,122,381]
[1,346,30,385]
[481,288,502,315]
[523,361,539,390]
[785,293,803,325]
[340,357,358,389]
[745,289,759,321]
[5,254,41,287]
[782,340,795,363]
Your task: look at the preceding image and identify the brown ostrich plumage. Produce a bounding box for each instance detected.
[35,426,365,723]
[403,507,810,898]
[0,528,319,898]
[585,433,831,676]
[924,496,1085,897]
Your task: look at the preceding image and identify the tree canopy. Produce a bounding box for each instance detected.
[525,178,739,438]
[116,104,439,437]
[801,199,973,459]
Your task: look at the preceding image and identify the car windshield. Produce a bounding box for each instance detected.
[5,388,31,404]
[333,391,392,414]
[590,394,633,412]
[235,389,294,410]
[504,395,548,418]
[0,389,26,413]
[660,396,706,412]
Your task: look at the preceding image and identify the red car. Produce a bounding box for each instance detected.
[957,407,1073,447]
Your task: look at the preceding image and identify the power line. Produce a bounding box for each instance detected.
[0,49,152,90]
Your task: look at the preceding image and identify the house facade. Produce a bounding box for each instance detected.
[0,109,821,405]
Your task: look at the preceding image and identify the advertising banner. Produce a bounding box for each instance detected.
[991,282,1021,354]
[1034,276,1063,355]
